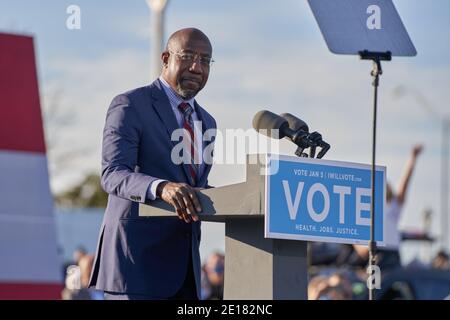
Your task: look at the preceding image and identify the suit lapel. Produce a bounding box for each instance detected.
[150,80,179,147]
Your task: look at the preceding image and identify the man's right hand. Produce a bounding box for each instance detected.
[156,181,202,223]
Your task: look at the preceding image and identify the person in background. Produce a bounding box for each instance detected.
[200,265,211,300]
[308,272,353,300]
[62,254,103,300]
[202,252,224,300]
[61,246,88,282]
[432,250,450,269]
[72,246,87,265]
[352,144,424,271]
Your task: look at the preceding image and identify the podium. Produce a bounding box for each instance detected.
[139,154,308,299]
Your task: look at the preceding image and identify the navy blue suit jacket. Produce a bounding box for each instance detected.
[89,80,216,298]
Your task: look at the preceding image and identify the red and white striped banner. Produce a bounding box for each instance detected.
[0,33,62,299]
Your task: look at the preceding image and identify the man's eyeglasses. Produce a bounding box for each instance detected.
[169,50,214,67]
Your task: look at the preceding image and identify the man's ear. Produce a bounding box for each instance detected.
[161,51,169,67]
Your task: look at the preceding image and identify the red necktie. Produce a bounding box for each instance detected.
[178,102,198,185]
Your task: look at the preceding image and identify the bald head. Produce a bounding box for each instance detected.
[166,28,212,53]
[161,28,213,99]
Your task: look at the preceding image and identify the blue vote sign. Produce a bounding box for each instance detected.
[265,154,386,245]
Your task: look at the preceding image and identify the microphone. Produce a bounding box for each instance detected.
[252,110,331,159]
[252,110,311,148]
[279,113,330,159]
[279,113,311,157]
[279,113,309,133]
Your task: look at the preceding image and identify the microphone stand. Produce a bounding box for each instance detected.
[291,132,330,271]
[359,50,392,301]
[293,133,330,159]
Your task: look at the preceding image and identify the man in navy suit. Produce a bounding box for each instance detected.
[89,28,217,300]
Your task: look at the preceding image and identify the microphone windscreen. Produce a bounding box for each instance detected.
[279,113,309,133]
[252,110,288,139]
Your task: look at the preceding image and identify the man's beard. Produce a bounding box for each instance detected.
[176,83,198,100]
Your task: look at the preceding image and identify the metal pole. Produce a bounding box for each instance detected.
[442,119,449,251]
[422,208,432,263]
[359,51,391,301]
[147,0,169,81]
[368,59,380,301]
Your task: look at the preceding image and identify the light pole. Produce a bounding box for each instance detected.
[422,207,433,262]
[442,118,449,250]
[146,0,169,81]
[393,86,449,252]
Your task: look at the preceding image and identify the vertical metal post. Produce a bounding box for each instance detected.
[442,119,449,250]
[146,0,169,80]
[422,208,432,262]
[368,59,381,301]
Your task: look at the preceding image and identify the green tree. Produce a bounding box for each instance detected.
[55,173,108,208]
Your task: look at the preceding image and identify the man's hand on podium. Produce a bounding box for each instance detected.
[156,181,202,223]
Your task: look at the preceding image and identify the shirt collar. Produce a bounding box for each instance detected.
[158,76,195,110]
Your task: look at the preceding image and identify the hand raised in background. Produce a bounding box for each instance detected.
[412,144,424,158]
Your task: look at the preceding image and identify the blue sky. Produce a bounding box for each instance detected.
[2,0,450,254]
